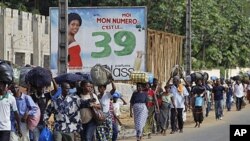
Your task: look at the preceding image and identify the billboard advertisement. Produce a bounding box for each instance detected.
[50,7,147,80]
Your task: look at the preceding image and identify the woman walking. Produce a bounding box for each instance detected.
[96,80,116,141]
[130,83,148,141]
[143,83,159,139]
[159,84,174,135]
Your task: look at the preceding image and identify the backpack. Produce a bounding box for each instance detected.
[25,95,41,130]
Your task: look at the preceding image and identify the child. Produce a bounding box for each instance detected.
[110,92,125,141]
[194,92,205,128]
[226,83,233,111]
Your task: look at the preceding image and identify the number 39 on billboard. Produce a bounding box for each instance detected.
[50,7,147,80]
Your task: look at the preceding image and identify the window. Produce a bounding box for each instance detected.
[45,19,48,34]
[15,52,25,66]
[43,55,50,68]
[30,53,33,65]
[18,11,22,30]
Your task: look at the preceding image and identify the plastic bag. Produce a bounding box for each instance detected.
[38,127,54,141]
[25,66,52,88]
[19,66,33,87]
[0,60,14,84]
[90,64,112,86]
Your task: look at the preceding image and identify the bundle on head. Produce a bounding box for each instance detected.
[54,73,84,85]
[171,65,184,78]
[0,60,14,84]
[75,72,92,82]
[91,64,112,86]
[25,66,52,88]
[190,72,203,83]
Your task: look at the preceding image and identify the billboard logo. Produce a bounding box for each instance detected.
[230,125,250,141]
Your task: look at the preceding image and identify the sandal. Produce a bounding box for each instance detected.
[170,131,175,134]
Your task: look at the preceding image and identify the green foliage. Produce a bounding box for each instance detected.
[1,0,250,70]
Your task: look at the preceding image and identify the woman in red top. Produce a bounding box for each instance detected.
[68,13,83,70]
[143,83,160,139]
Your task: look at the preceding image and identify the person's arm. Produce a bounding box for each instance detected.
[183,87,189,112]
[110,81,116,95]
[10,96,22,137]
[91,94,101,109]
[14,111,22,137]
[22,95,38,122]
[120,97,127,105]
[182,77,190,87]
[153,89,160,113]
[43,102,54,126]
[171,95,177,113]
[129,93,135,117]
[114,114,123,125]
[166,77,172,85]
[51,77,58,93]
[25,95,38,116]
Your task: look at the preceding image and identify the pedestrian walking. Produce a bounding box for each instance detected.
[130,83,148,141]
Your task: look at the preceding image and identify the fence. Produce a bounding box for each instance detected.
[146,29,184,83]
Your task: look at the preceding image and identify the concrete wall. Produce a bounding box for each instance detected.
[0,6,50,67]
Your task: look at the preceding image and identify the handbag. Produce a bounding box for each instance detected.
[25,95,41,131]
[90,93,106,125]
[38,127,54,141]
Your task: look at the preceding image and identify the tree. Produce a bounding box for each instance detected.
[1,0,250,69]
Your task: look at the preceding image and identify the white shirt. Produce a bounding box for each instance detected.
[170,85,189,108]
[113,101,123,117]
[234,83,244,98]
[99,92,112,113]
[0,93,18,131]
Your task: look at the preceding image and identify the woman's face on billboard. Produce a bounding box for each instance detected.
[69,20,80,35]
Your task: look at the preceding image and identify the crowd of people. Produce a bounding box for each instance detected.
[1,66,250,141]
[129,75,250,141]
[0,69,127,141]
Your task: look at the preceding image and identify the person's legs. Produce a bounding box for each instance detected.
[53,131,62,141]
[0,131,11,141]
[20,122,30,141]
[86,120,97,141]
[33,124,44,141]
[236,97,240,110]
[206,102,211,117]
[112,122,118,141]
[238,97,243,110]
[214,100,219,119]
[10,131,19,141]
[219,100,223,119]
[170,108,176,133]
[177,108,184,132]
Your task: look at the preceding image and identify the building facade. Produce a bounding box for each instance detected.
[0,6,50,68]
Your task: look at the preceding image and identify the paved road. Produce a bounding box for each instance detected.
[120,103,250,141]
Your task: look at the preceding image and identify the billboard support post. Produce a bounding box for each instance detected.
[58,0,68,74]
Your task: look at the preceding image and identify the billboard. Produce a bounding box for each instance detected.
[50,7,147,80]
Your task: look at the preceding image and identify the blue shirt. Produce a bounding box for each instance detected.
[195,96,203,106]
[130,91,148,105]
[11,93,38,131]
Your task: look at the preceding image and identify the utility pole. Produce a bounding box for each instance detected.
[58,0,68,74]
[184,0,192,75]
